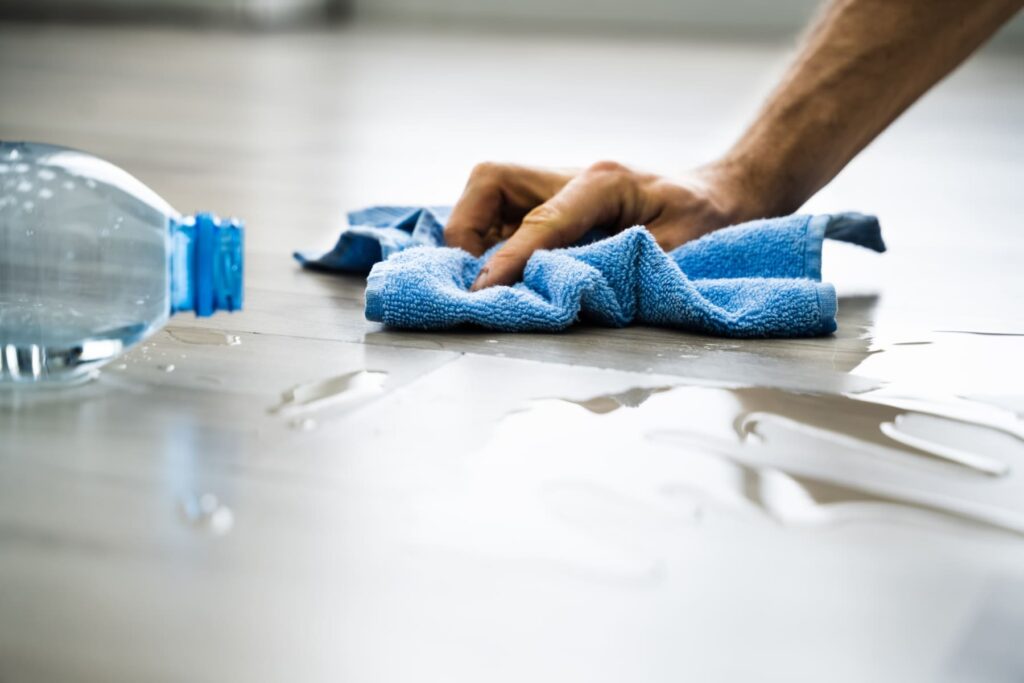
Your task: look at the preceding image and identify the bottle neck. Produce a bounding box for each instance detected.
[169,213,244,317]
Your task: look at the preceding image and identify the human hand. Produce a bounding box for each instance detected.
[443,161,760,291]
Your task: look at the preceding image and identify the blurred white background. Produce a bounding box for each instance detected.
[2,0,1022,44]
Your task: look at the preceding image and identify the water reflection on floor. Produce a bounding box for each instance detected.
[406,328,1024,577]
[536,385,1022,532]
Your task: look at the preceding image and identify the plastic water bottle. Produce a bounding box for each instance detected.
[0,142,244,385]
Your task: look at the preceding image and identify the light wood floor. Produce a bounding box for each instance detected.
[1,21,1023,683]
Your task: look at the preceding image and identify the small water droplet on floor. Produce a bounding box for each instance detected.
[289,417,317,431]
[179,493,234,536]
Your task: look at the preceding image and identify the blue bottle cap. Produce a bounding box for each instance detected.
[172,213,244,317]
[193,213,244,316]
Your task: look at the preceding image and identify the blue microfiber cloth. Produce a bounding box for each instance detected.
[295,207,885,337]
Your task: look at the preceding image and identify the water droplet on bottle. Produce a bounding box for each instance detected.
[22,201,34,212]
[37,188,53,199]
[100,228,110,237]
[13,163,28,173]
[62,180,75,190]
[159,364,175,373]
[225,334,241,346]
[0,164,9,173]
[114,363,127,370]
[16,180,32,192]
[85,179,97,188]
[36,169,55,181]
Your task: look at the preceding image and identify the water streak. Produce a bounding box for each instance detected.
[563,385,672,414]
[167,327,242,346]
[270,370,387,417]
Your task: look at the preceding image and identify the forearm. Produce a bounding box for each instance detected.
[712,0,1021,218]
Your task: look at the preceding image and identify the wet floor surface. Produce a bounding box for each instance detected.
[2,21,1024,683]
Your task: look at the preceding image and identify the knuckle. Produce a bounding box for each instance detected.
[649,178,686,205]
[470,161,503,182]
[490,248,519,265]
[587,160,627,176]
[521,204,560,229]
[520,206,569,248]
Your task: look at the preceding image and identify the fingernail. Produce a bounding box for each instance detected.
[471,267,489,292]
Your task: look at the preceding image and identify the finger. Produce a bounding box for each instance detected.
[444,163,504,256]
[445,163,577,256]
[472,162,631,290]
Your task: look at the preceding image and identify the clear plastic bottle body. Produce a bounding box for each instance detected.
[0,142,243,385]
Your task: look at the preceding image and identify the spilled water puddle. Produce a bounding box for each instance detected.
[649,430,979,529]
[546,455,934,531]
[495,384,1024,534]
[166,327,242,346]
[852,330,1024,420]
[269,370,388,427]
[564,386,672,414]
[406,378,1024,585]
[879,413,1012,476]
[964,394,1024,419]
[727,389,1016,478]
